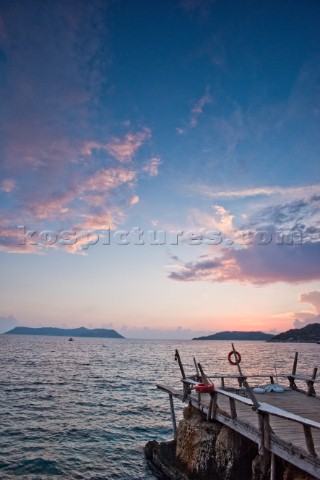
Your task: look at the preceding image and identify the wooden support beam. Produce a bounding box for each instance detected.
[270,453,276,480]
[303,425,316,457]
[258,413,265,455]
[175,349,186,379]
[289,352,299,389]
[169,394,177,439]
[207,392,214,421]
[263,413,271,450]
[229,397,237,419]
[221,377,225,389]
[197,362,213,386]
[269,376,274,384]
[292,352,298,375]
[307,367,318,397]
[231,343,260,409]
[193,357,200,380]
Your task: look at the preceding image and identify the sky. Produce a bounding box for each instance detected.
[0,0,319,338]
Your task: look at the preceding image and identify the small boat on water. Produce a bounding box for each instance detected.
[68,337,74,341]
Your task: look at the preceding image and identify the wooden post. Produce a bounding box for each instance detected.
[206,391,218,421]
[197,362,212,385]
[231,343,260,409]
[307,367,318,397]
[303,425,316,457]
[193,357,200,380]
[258,412,265,455]
[288,352,298,389]
[263,413,271,449]
[175,349,186,379]
[270,453,276,480]
[292,351,298,375]
[229,397,237,419]
[269,376,274,384]
[221,377,225,389]
[207,392,214,421]
[169,394,177,439]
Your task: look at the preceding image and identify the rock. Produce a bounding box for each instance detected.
[215,426,255,479]
[283,464,317,480]
[145,439,189,479]
[175,406,221,478]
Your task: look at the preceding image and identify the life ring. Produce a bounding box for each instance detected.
[228,351,241,365]
[194,383,215,393]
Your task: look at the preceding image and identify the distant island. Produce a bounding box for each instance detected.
[193,331,274,341]
[4,326,124,339]
[267,323,320,343]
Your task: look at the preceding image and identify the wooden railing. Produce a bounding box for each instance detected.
[181,372,319,396]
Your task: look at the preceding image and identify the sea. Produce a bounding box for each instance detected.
[1,335,319,479]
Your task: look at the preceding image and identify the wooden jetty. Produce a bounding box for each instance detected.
[157,347,320,479]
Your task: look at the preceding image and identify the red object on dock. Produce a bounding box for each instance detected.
[194,383,215,393]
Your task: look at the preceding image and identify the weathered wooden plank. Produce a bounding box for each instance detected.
[259,403,320,431]
[215,387,254,406]
[169,394,177,439]
[174,349,186,379]
[307,368,318,397]
[229,397,237,419]
[303,425,317,457]
[270,452,276,480]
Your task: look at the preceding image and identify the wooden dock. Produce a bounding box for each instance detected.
[157,349,320,479]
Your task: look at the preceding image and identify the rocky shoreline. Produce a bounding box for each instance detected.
[145,405,316,480]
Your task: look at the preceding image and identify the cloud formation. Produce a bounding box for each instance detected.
[0,3,161,255]
[142,156,162,176]
[177,90,212,134]
[292,291,320,328]
[197,184,320,200]
[169,241,320,285]
[82,129,151,163]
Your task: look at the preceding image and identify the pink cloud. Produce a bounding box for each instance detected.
[129,195,139,205]
[169,242,320,285]
[190,92,212,127]
[106,128,151,162]
[299,291,320,314]
[1,179,16,192]
[0,226,40,254]
[142,156,161,176]
[176,90,212,134]
[83,128,151,163]
[84,168,136,192]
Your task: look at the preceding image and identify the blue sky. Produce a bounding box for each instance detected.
[0,0,319,338]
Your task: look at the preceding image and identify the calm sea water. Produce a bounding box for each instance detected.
[1,335,319,479]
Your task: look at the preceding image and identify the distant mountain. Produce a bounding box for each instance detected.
[4,326,124,339]
[193,331,274,341]
[267,323,320,343]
